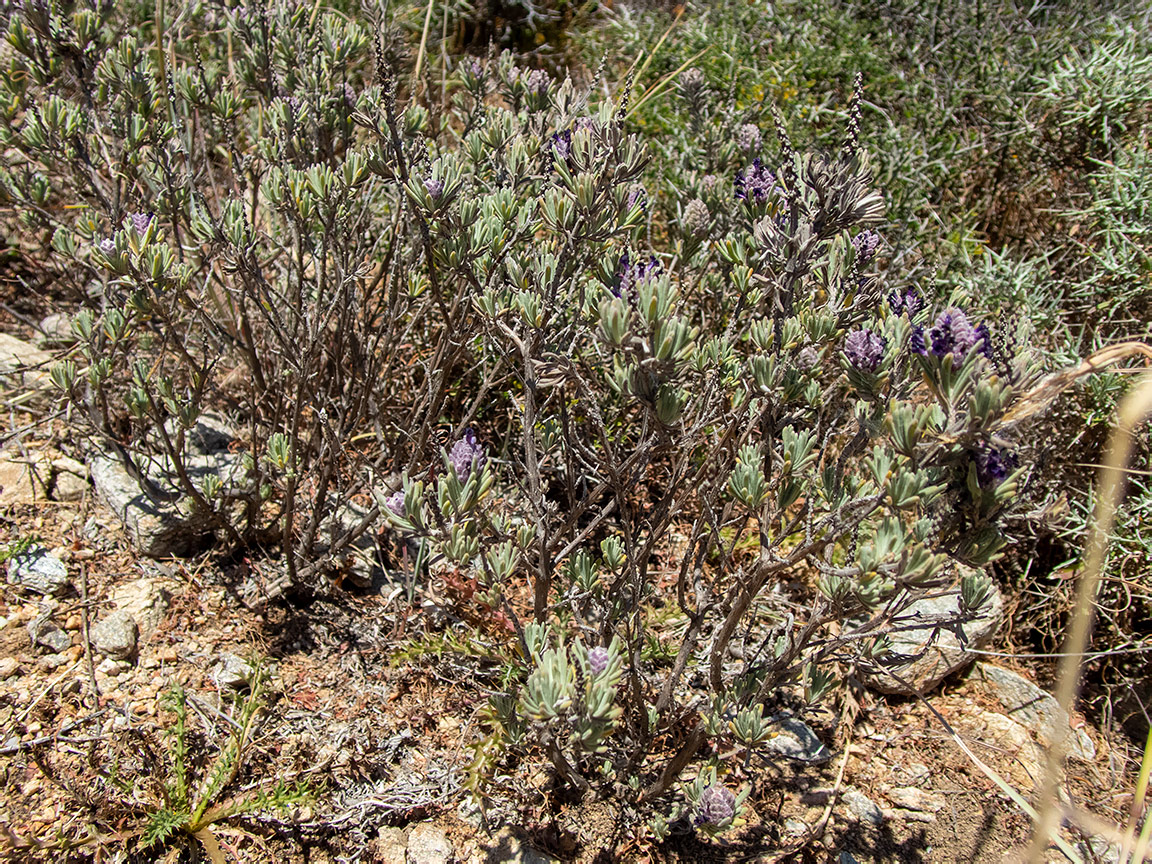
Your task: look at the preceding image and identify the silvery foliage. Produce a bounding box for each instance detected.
[392,66,1041,823]
[1,2,1058,828]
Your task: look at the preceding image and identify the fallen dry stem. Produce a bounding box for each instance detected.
[1028,369,1152,863]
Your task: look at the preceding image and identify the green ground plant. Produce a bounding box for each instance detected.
[17,662,313,861]
[134,670,313,862]
[0,535,36,562]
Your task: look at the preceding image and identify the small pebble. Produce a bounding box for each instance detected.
[96,658,123,676]
[37,653,71,672]
[843,788,884,826]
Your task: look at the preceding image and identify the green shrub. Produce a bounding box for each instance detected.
[0,0,1096,835]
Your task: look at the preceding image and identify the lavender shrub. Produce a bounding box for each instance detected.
[0,4,1070,837]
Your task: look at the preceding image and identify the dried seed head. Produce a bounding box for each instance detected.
[736,123,762,154]
[683,198,710,237]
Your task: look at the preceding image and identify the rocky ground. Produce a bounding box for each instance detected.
[0,322,1143,863]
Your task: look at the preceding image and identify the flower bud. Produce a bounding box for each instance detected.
[843,328,886,372]
[696,784,736,826]
[587,646,609,677]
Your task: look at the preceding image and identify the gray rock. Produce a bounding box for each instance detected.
[0,333,53,399]
[0,453,51,506]
[842,788,883,826]
[892,761,931,787]
[764,714,832,763]
[91,611,138,660]
[89,414,245,558]
[51,456,89,502]
[883,786,944,813]
[36,313,76,350]
[972,664,1095,761]
[484,828,558,864]
[7,548,70,596]
[864,567,1003,695]
[456,798,484,832]
[89,450,205,557]
[1076,837,1121,864]
[111,577,172,639]
[214,653,254,690]
[27,617,71,653]
[96,657,129,677]
[783,818,809,837]
[319,499,381,589]
[406,823,453,864]
[38,652,72,671]
[372,827,407,864]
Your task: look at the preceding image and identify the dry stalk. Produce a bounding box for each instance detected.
[1028,369,1152,862]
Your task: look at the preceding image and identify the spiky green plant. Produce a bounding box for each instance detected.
[136,664,314,862]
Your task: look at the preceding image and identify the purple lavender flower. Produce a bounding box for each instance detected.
[626,185,648,214]
[888,288,923,318]
[736,123,762,154]
[912,308,988,367]
[852,229,880,264]
[931,309,977,357]
[587,646,609,676]
[423,176,443,200]
[384,490,406,516]
[550,128,572,162]
[975,446,1015,487]
[910,324,926,355]
[613,252,661,301]
[129,212,152,234]
[98,238,116,256]
[695,784,736,826]
[449,429,485,482]
[975,322,993,358]
[843,329,886,372]
[735,158,776,204]
[522,69,550,95]
[683,199,710,238]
